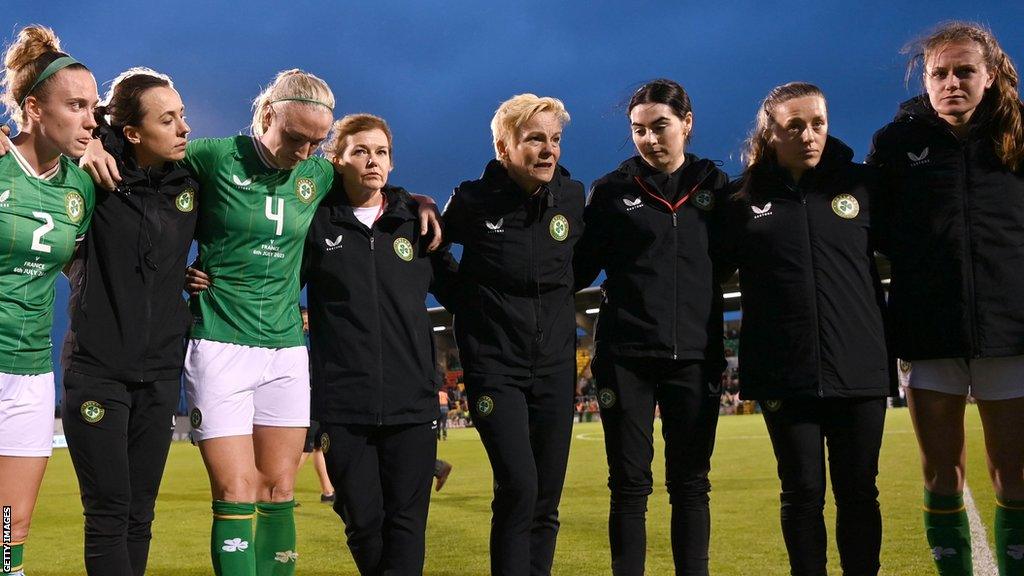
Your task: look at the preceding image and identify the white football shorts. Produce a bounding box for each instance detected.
[899,356,1024,401]
[184,339,310,442]
[0,371,54,457]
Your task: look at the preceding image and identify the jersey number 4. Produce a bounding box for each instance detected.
[265,197,284,236]
[31,211,54,253]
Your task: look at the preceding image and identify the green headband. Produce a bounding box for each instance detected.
[269,97,333,111]
[20,55,83,107]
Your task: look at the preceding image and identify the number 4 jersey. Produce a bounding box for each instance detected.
[186,136,332,348]
[0,150,95,375]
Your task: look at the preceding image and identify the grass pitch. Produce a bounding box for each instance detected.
[28,406,995,575]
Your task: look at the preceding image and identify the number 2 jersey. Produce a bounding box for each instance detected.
[0,149,95,374]
[186,136,332,348]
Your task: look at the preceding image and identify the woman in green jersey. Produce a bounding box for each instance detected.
[0,25,97,576]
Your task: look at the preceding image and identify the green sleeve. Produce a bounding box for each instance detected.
[308,156,335,202]
[184,138,223,181]
[77,176,96,238]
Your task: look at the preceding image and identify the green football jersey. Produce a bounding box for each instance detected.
[186,136,333,348]
[0,148,95,375]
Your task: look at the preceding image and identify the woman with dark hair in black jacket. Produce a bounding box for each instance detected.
[573,79,729,576]
[723,82,891,576]
[60,67,196,576]
[867,22,1024,576]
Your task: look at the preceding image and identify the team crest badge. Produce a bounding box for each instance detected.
[476,395,495,417]
[65,191,85,223]
[176,188,195,212]
[549,214,569,241]
[190,408,203,428]
[762,399,783,413]
[295,178,316,204]
[81,401,105,423]
[393,237,414,262]
[320,432,331,453]
[597,388,617,409]
[831,194,859,219]
[693,190,714,211]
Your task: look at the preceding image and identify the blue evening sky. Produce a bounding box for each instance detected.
[5,1,1020,391]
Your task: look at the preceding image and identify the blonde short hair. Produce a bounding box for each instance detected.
[250,69,334,137]
[490,93,570,160]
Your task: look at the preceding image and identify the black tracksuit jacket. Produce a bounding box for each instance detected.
[574,154,729,366]
[63,126,198,382]
[722,137,891,400]
[304,184,454,426]
[867,96,1024,360]
[442,159,585,377]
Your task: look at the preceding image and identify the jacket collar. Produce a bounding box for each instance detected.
[96,124,192,193]
[478,158,571,208]
[614,153,716,185]
[327,183,415,227]
[747,135,853,199]
[895,94,997,136]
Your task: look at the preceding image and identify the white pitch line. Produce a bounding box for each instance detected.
[965,483,998,576]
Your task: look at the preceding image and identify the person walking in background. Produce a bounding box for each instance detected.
[438,388,450,441]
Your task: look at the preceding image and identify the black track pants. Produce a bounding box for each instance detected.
[591,354,721,576]
[761,397,886,576]
[321,421,437,576]
[465,368,575,576]
[61,370,179,576]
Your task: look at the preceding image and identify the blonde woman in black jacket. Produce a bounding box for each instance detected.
[867,22,1024,576]
[723,82,890,576]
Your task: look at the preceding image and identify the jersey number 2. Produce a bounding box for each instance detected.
[265,197,284,236]
[31,211,54,253]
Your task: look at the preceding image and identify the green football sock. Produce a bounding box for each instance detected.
[996,498,1024,576]
[255,500,297,576]
[2,541,23,575]
[212,501,256,576]
[924,489,973,575]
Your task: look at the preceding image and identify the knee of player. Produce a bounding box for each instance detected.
[260,478,296,502]
[214,476,260,502]
[831,477,880,506]
[779,485,826,509]
[495,474,539,503]
[608,477,655,501]
[988,464,1024,501]
[922,463,966,495]
[666,477,712,506]
[8,518,33,545]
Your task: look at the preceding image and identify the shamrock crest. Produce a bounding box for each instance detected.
[222,538,249,553]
